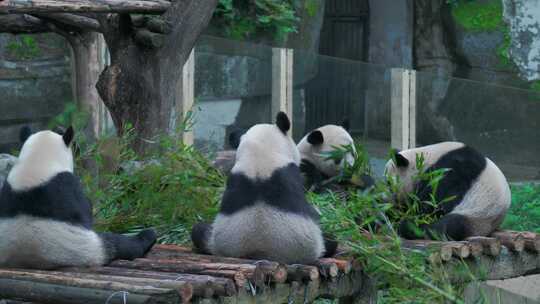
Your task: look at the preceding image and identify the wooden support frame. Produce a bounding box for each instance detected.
[271,48,293,134]
[179,49,195,145]
[391,68,416,150]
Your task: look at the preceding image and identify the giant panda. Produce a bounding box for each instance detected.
[192,112,337,264]
[385,142,511,241]
[0,126,157,269]
[297,123,374,190]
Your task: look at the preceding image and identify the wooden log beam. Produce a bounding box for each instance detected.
[66,266,237,297]
[466,237,501,257]
[0,14,48,32]
[33,13,100,31]
[14,269,194,301]
[467,241,483,258]
[0,269,189,303]
[110,258,254,287]
[401,239,453,262]
[493,230,540,253]
[491,231,525,252]
[148,245,291,283]
[0,0,170,14]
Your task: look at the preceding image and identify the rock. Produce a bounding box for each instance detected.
[0,154,17,189]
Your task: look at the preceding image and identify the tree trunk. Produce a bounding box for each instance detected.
[68,31,107,140]
[97,0,218,154]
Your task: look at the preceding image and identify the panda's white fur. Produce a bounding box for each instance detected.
[8,131,74,191]
[0,216,106,268]
[0,127,156,269]
[297,124,355,178]
[192,113,334,264]
[232,123,300,180]
[451,158,511,236]
[209,204,324,264]
[385,142,511,240]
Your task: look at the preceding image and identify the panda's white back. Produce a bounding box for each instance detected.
[206,113,329,264]
[451,158,511,235]
[0,215,106,269]
[0,129,106,268]
[210,203,324,264]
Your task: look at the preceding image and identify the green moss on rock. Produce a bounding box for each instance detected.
[452,0,503,31]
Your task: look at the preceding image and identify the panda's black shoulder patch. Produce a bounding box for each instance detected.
[220,163,320,220]
[414,145,487,215]
[0,172,94,228]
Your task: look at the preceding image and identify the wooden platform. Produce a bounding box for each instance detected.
[0,230,539,303]
[402,230,540,281]
[0,245,371,304]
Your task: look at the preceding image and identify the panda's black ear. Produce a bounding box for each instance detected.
[392,150,409,168]
[276,112,290,134]
[341,118,350,132]
[19,126,32,144]
[63,126,74,147]
[307,130,324,145]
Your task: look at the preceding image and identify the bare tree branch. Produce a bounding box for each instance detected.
[33,13,101,32]
[0,0,170,14]
[0,14,48,33]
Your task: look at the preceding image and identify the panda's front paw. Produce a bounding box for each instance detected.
[397,220,425,240]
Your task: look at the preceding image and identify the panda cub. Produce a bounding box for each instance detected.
[0,127,157,269]
[385,142,511,241]
[192,112,336,264]
[297,122,373,190]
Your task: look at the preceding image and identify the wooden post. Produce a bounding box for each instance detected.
[391,68,416,150]
[272,48,293,134]
[179,49,195,145]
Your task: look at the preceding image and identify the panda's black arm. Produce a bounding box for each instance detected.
[46,172,94,229]
[300,159,329,189]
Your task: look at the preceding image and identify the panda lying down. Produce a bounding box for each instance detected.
[0,127,157,269]
[386,142,511,241]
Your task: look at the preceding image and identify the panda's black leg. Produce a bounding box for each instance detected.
[191,222,213,254]
[322,233,338,258]
[424,214,472,241]
[99,229,157,263]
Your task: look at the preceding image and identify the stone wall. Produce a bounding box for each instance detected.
[0,33,72,153]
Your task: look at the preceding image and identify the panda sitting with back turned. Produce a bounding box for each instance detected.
[385,142,511,241]
[0,126,157,269]
[192,112,337,264]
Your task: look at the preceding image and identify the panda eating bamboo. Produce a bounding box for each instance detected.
[385,142,511,241]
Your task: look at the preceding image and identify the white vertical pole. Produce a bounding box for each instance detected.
[391,68,416,150]
[408,69,417,149]
[272,48,294,134]
[180,49,195,145]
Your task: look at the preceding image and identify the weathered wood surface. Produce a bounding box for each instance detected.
[0,244,367,304]
[0,269,191,304]
[0,0,170,14]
